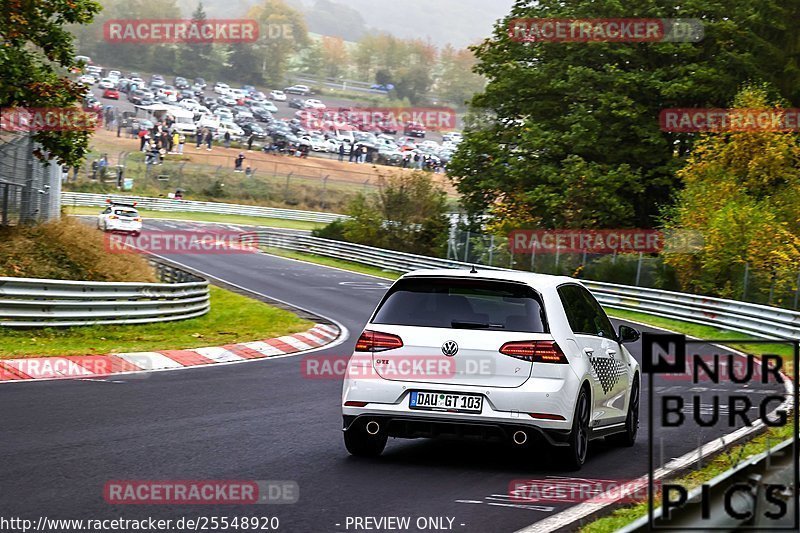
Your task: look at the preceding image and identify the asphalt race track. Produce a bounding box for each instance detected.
[0,219,787,533]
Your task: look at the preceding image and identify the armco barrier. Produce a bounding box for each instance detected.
[62,192,348,224]
[0,260,209,327]
[249,230,800,340]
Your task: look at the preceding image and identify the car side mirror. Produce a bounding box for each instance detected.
[618,325,641,344]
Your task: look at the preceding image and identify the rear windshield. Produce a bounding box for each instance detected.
[114,209,138,218]
[372,277,548,333]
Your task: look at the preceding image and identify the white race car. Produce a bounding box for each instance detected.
[342,269,641,470]
[97,202,142,235]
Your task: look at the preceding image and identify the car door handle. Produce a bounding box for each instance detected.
[583,348,594,356]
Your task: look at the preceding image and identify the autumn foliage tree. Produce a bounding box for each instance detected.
[1,0,101,164]
[664,85,800,304]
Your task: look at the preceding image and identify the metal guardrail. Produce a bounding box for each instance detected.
[0,260,210,327]
[62,193,348,224]
[250,230,800,340]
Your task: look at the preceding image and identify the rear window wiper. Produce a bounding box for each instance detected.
[451,321,505,330]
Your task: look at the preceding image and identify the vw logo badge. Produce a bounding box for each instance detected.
[442,341,459,357]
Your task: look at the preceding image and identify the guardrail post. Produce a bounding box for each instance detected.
[742,262,750,300]
[794,271,800,309]
[488,235,495,266]
[635,252,644,286]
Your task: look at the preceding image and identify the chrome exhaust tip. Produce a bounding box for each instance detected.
[513,430,528,445]
[365,421,380,435]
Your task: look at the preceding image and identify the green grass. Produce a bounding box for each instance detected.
[262,247,403,280]
[0,286,313,357]
[64,205,326,231]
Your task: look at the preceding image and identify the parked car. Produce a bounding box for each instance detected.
[194,77,207,89]
[404,121,426,138]
[97,78,115,89]
[269,90,287,101]
[102,88,120,99]
[303,99,326,110]
[259,100,279,113]
[214,82,231,95]
[288,98,304,109]
[174,76,190,89]
[285,84,311,96]
[241,122,267,139]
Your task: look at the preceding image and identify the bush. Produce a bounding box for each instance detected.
[0,218,156,282]
[313,171,449,257]
[311,219,348,240]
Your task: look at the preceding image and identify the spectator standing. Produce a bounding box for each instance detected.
[205,129,213,151]
[138,129,148,151]
[348,141,357,163]
[338,143,345,162]
[178,133,186,154]
[234,152,246,172]
[247,133,255,151]
[224,131,231,148]
[196,129,204,149]
[172,131,180,154]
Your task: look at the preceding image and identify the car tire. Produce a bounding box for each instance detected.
[343,423,387,458]
[608,377,639,447]
[560,386,590,471]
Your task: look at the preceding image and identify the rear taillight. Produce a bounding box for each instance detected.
[499,341,569,364]
[355,330,403,352]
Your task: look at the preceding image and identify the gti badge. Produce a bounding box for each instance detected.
[442,340,459,357]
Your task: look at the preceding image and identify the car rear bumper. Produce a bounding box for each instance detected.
[342,414,572,447]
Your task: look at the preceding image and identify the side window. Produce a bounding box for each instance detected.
[558,285,596,335]
[102,207,111,214]
[579,287,616,339]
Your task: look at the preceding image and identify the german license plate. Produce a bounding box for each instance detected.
[409,391,483,413]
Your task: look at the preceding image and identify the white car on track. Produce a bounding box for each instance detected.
[342,269,641,469]
[97,202,142,235]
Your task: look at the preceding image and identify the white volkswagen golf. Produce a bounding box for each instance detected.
[341,269,641,469]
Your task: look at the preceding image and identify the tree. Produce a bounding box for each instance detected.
[663,85,800,303]
[436,46,485,108]
[178,3,224,79]
[449,0,800,230]
[229,43,265,85]
[1,0,101,165]
[316,171,450,257]
[247,0,309,86]
[321,36,348,79]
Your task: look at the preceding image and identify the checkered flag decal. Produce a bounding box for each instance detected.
[590,357,627,394]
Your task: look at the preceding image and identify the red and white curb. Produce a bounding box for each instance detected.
[0,323,339,382]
